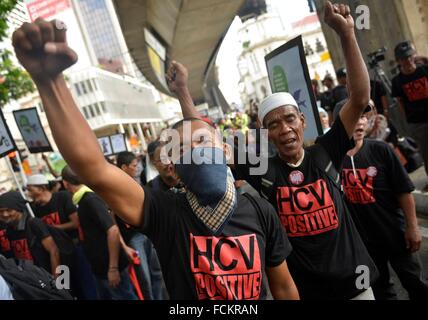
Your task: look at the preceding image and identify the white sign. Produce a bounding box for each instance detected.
[110,133,127,154]
[98,136,113,156]
[0,109,17,158]
[265,36,322,140]
[144,28,166,60]
[13,108,53,153]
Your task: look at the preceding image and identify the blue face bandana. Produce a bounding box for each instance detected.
[175,147,227,206]
[175,147,237,233]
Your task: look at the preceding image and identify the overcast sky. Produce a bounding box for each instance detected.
[217,0,313,105]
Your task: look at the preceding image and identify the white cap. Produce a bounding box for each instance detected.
[258,92,299,126]
[27,174,49,186]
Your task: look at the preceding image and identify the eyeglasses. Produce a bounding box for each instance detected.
[363,103,374,114]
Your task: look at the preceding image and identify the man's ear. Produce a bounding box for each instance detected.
[301,112,307,129]
[223,142,233,164]
[120,164,127,171]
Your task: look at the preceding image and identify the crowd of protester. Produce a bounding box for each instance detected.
[1,1,428,300]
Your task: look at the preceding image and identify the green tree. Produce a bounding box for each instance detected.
[0,0,35,107]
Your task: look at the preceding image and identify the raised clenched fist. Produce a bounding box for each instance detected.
[12,18,77,82]
[324,1,355,37]
[165,61,188,94]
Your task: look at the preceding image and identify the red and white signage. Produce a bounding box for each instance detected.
[25,0,70,21]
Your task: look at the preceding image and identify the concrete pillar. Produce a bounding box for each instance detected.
[136,123,148,151]
[118,123,125,134]
[128,123,136,136]
[149,122,157,139]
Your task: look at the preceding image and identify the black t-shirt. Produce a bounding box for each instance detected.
[234,117,377,300]
[142,188,291,300]
[77,192,128,278]
[31,191,78,240]
[370,80,387,114]
[115,215,138,244]
[391,64,428,123]
[342,139,414,251]
[320,90,334,112]
[6,216,52,272]
[332,85,348,111]
[147,176,171,192]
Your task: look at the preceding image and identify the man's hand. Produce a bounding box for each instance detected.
[108,269,121,288]
[123,245,138,263]
[12,18,77,82]
[166,61,188,94]
[324,1,354,37]
[405,226,422,253]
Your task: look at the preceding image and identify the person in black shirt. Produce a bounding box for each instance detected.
[320,74,335,122]
[341,110,428,300]
[331,67,349,113]
[0,192,66,277]
[26,174,79,241]
[370,80,389,117]
[391,41,428,193]
[116,150,168,300]
[180,2,375,300]
[13,18,300,300]
[61,167,137,300]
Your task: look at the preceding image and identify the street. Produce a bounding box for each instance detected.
[393,215,428,299]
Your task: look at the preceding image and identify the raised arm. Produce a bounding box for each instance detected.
[324,1,370,137]
[166,61,201,119]
[12,19,145,227]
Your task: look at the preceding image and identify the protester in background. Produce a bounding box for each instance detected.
[61,166,137,300]
[318,107,331,134]
[332,67,349,111]
[341,107,428,300]
[370,79,389,117]
[0,192,73,278]
[320,74,335,122]
[13,18,300,300]
[392,41,428,193]
[26,174,79,241]
[116,151,168,300]
[147,140,183,193]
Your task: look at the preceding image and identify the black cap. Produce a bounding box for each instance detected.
[336,68,347,78]
[147,140,161,156]
[0,191,26,212]
[394,41,416,60]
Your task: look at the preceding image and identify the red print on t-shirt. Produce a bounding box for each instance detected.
[276,179,339,237]
[11,238,33,261]
[342,168,376,204]
[0,229,11,252]
[41,212,61,226]
[403,77,428,102]
[190,233,262,300]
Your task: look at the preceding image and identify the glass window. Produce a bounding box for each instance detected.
[89,105,96,118]
[81,82,88,94]
[86,79,93,92]
[95,103,101,116]
[100,101,107,113]
[82,106,89,119]
[74,83,81,96]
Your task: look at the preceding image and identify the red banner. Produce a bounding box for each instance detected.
[26,0,70,21]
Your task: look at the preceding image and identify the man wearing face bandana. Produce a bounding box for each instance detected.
[168,2,378,300]
[11,15,299,300]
